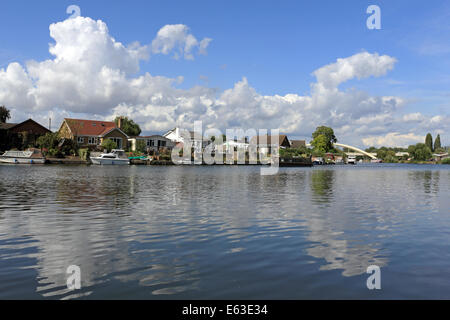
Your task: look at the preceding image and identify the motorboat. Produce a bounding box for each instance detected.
[0,149,46,164]
[90,149,130,165]
[347,155,357,165]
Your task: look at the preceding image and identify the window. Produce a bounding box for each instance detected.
[160,140,166,147]
[88,137,98,145]
[77,137,85,144]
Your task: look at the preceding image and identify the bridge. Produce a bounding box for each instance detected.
[305,142,378,160]
[333,143,377,160]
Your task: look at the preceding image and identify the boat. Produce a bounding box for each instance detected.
[0,149,46,164]
[347,155,357,165]
[371,159,383,163]
[90,149,130,165]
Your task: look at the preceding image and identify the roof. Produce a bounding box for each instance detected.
[0,119,51,134]
[290,140,306,148]
[62,118,117,136]
[250,135,289,146]
[0,122,18,130]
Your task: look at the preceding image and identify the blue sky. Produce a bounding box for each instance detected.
[0,0,449,147]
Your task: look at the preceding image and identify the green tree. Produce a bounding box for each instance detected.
[310,134,328,154]
[408,143,432,161]
[434,134,441,152]
[101,139,118,152]
[135,139,147,153]
[37,132,60,150]
[115,116,142,137]
[0,106,11,123]
[425,133,433,152]
[311,126,337,152]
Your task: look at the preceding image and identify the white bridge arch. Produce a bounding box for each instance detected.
[305,142,377,160]
[333,143,377,160]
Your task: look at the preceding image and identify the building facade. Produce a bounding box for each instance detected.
[58,118,129,150]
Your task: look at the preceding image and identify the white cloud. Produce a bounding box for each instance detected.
[362,132,425,148]
[151,24,212,60]
[0,16,448,148]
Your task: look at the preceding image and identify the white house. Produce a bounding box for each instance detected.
[163,128,206,151]
[128,135,174,153]
[215,139,249,153]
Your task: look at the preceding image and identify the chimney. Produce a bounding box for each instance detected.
[118,116,123,129]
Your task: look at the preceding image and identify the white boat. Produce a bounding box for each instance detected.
[0,149,46,164]
[347,155,357,165]
[90,149,130,165]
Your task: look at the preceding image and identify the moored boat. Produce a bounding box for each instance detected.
[90,149,130,165]
[0,149,46,164]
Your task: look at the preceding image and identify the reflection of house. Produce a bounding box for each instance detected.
[163,128,206,151]
[0,119,51,151]
[290,140,306,149]
[58,118,129,150]
[250,135,290,154]
[128,135,175,153]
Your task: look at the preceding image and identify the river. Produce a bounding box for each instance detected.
[0,164,449,299]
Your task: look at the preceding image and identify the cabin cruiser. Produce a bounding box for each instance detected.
[347,155,357,165]
[90,149,130,165]
[0,149,46,164]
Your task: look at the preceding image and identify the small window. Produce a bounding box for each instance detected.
[88,137,97,145]
[77,137,85,144]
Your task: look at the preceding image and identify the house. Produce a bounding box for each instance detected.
[58,118,129,150]
[163,128,206,151]
[433,153,449,162]
[290,140,306,149]
[128,135,175,154]
[250,135,291,154]
[0,119,51,151]
[215,139,249,153]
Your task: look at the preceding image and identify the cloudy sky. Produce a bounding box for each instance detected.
[0,0,449,148]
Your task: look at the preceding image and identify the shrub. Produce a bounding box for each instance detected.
[101,139,118,152]
[442,158,450,165]
[79,148,90,161]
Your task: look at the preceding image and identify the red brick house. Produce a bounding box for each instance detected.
[58,118,129,150]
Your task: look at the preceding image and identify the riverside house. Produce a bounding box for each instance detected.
[58,118,129,150]
[128,135,175,154]
[0,119,51,151]
[250,134,291,155]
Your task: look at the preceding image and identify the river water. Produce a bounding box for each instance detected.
[0,164,449,299]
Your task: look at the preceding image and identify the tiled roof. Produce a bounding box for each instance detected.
[64,118,117,136]
[290,140,306,148]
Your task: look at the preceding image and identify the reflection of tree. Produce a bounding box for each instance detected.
[409,170,440,194]
[310,170,334,204]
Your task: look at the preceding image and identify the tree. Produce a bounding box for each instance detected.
[434,134,441,152]
[101,139,118,152]
[37,132,60,150]
[115,116,141,137]
[135,139,147,153]
[0,106,11,123]
[425,133,433,152]
[311,126,337,152]
[310,134,328,154]
[408,143,432,161]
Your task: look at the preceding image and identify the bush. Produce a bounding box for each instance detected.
[442,158,450,165]
[101,139,118,152]
[79,148,90,161]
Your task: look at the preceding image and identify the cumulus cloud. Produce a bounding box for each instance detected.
[362,133,425,148]
[151,24,212,60]
[0,16,448,148]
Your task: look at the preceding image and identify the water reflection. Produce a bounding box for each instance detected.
[0,164,449,299]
